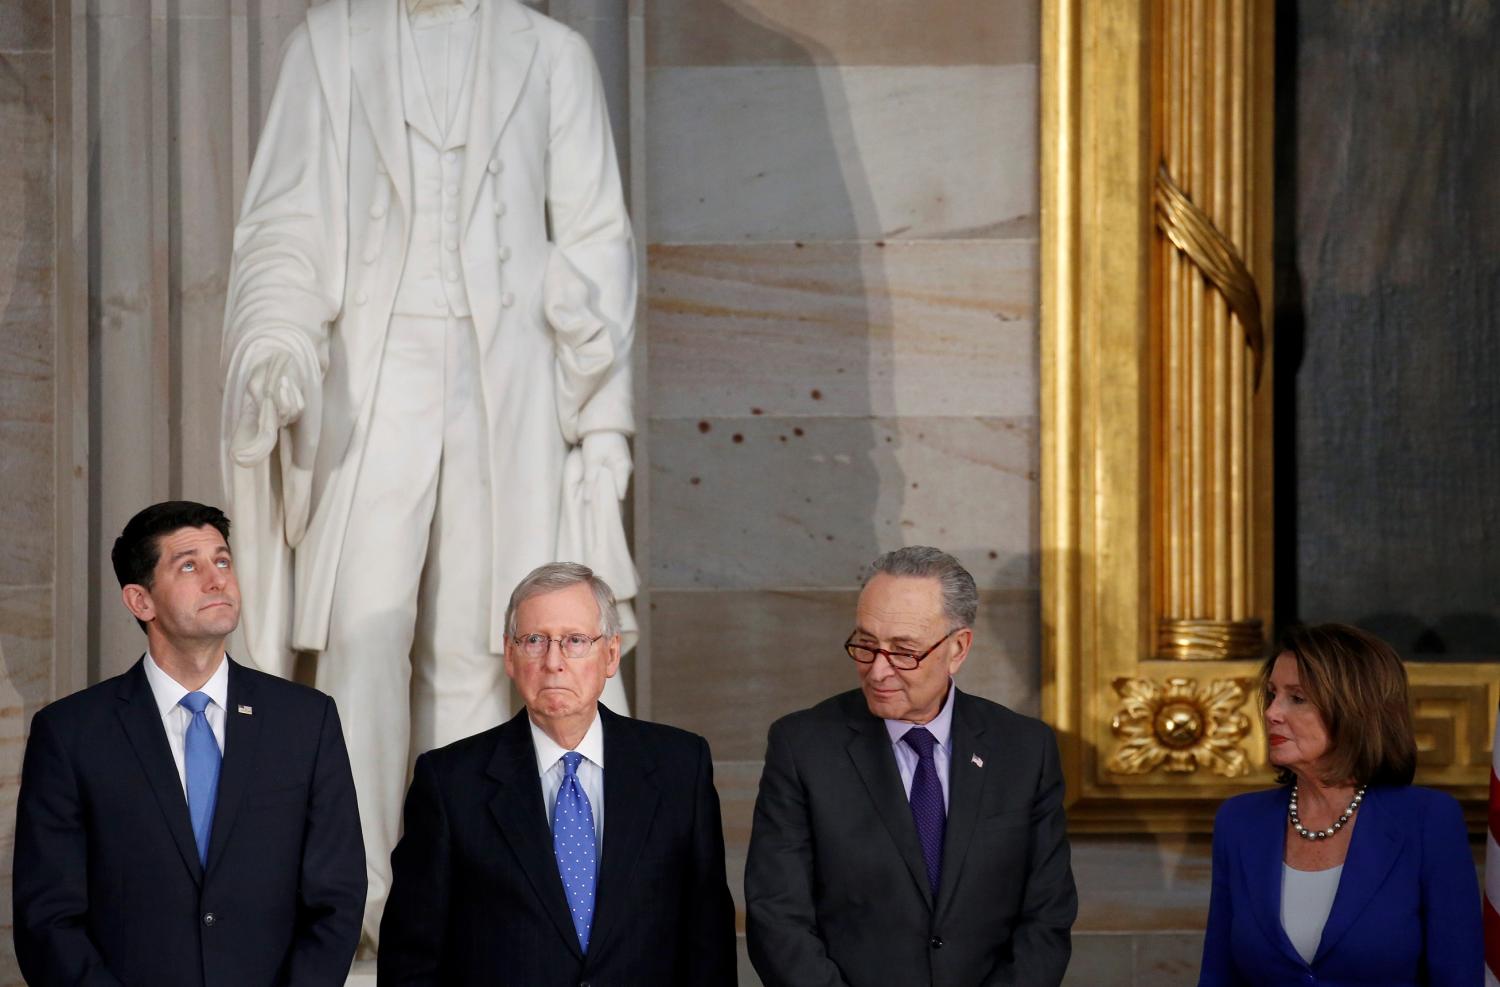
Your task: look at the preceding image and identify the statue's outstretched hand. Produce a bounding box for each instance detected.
[582,431,632,501]
[231,350,308,467]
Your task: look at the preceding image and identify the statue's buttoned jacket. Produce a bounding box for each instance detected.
[222,0,635,664]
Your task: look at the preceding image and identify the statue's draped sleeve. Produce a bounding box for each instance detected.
[543,28,636,443]
[219,22,347,676]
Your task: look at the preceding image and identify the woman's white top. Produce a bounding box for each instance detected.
[1280,863,1343,964]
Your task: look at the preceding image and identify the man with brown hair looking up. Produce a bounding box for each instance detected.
[13,500,365,987]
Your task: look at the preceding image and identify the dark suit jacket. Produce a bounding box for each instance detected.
[1198,784,1483,986]
[13,656,366,987]
[377,703,737,986]
[745,688,1077,987]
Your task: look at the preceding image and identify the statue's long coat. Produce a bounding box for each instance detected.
[221,0,636,678]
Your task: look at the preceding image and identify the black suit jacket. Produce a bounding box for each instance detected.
[745,688,1077,987]
[13,657,366,987]
[378,703,737,986]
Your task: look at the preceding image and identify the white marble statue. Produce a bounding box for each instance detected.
[218,0,636,950]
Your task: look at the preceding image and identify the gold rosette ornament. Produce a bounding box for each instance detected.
[1107,676,1253,777]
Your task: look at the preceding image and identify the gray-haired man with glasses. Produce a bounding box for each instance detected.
[379,562,737,985]
[746,546,1077,987]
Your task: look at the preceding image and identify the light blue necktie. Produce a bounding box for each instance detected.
[552,751,598,952]
[180,691,221,866]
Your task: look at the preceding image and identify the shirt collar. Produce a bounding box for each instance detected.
[883,679,956,751]
[143,652,230,719]
[529,708,606,776]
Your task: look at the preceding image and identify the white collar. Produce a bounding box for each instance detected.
[529,708,606,776]
[883,679,956,751]
[143,651,230,719]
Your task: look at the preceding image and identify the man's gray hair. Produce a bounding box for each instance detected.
[866,546,979,628]
[504,562,621,639]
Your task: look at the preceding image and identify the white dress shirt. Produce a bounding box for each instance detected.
[142,652,229,795]
[883,680,956,811]
[530,711,606,848]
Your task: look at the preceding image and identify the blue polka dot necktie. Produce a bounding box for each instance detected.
[902,726,945,896]
[179,691,221,866]
[552,751,598,952]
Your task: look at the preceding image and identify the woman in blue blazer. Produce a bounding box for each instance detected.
[1198,623,1482,986]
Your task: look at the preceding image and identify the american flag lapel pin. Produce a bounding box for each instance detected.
[237,704,253,715]
[971,753,984,768]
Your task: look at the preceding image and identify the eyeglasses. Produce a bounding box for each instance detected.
[845,627,960,671]
[511,632,604,660]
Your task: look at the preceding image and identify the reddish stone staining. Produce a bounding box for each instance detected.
[690,477,701,485]
[911,482,919,489]
[988,551,998,560]
[751,407,764,415]
[697,421,711,433]
[793,427,805,437]
[825,534,835,541]
[778,435,788,443]
[810,389,822,400]
[732,434,744,444]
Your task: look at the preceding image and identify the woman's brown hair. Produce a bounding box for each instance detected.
[1258,623,1417,787]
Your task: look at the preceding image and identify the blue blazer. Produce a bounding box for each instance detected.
[1198,784,1482,986]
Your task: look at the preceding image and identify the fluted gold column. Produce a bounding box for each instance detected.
[1152,0,1274,660]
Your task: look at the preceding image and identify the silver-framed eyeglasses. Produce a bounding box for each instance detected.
[845,627,959,671]
[512,632,604,660]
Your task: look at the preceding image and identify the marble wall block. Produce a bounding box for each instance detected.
[647,0,1037,68]
[650,415,1037,590]
[1071,836,1214,933]
[648,240,1037,420]
[0,0,51,51]
[646,65,1037,242]
[0,53,55,589]
[650,588,1039,761]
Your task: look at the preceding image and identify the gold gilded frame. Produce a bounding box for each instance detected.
[1039,0,1496,832]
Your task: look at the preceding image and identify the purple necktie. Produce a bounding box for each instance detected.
[902,726,945,896]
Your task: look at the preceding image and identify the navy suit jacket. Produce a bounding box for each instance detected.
[377,703,737,986]
[1198,784,1482,987]
[13,657,366,987]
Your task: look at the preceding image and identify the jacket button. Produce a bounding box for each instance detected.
[355,291,368,305]
[498,246,511,262]
[501,292,515,308]
[488,158,502,174]
[202,912,216,927]
[929,935,943,949]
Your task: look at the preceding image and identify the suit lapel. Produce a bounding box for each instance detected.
[458,0,536,232]
[1245,789,1308,967]
[204,660,262,878]
[844,701,934,910]
[1312,787,1401,964]
[934,691,988,918]
[485,713,583,959]
[115,659,203,886]
[588,705,660,958]
[349,0,411,218]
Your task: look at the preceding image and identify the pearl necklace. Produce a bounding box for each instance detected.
[1288,782,1366,841]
